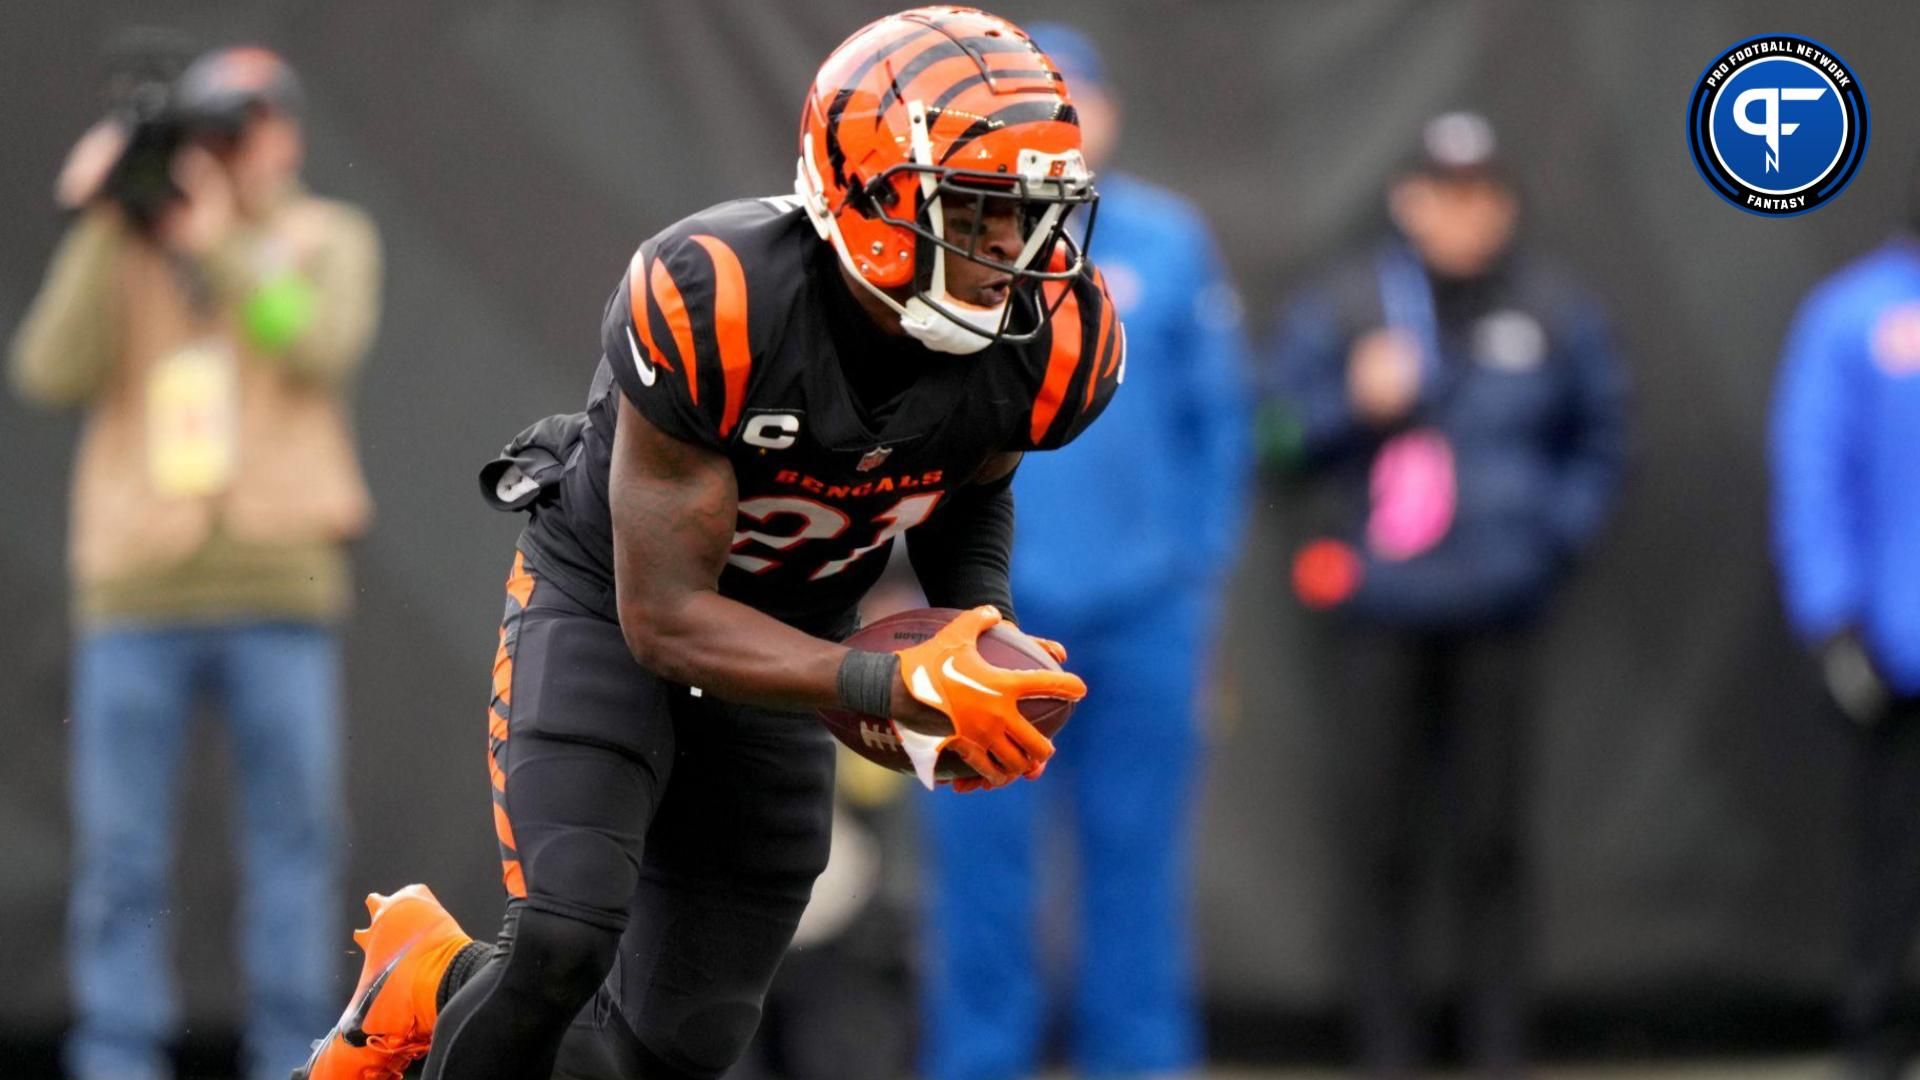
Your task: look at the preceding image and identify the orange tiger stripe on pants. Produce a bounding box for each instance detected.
[488,551,537,898]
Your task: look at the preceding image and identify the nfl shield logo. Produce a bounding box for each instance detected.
[856,446,893,472]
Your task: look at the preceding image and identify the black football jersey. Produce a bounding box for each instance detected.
[516,195,1122,639]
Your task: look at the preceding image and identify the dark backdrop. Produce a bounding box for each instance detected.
[1,0,1913,1060]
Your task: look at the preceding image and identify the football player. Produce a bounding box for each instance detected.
[294,7,1123,1080]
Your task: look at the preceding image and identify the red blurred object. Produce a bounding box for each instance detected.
[1293,538,1363,609]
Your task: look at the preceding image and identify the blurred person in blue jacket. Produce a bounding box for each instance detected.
[1265,113,1626,1078]
[1771,187,1920,1080]
[919,23,1252,1080]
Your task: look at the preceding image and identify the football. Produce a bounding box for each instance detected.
[817,607,1075,784]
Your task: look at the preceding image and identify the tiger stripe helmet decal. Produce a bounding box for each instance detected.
[795,6,1099,353]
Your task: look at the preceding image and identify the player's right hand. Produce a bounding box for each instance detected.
[893,606,1085,787]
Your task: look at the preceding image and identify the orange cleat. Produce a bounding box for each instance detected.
[292,884,474,1080]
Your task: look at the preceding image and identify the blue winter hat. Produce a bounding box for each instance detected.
[1023,21,1105,93]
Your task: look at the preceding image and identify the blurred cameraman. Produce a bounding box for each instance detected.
[9,44,380,1080]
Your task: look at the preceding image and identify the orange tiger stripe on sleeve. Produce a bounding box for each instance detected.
[626,252,675,374]
[1084,274,1117,410]
[690,235,753,439]
[650,258,701,407]
[1029,280,1085,444]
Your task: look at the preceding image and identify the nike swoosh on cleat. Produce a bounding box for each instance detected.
[341,953,405,1048]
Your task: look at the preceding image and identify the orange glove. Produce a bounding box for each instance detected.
[1023,634,1069,665]
[894,606,1085,789]
[946,626,1065,795]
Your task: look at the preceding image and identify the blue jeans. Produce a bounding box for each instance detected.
[920,594,1206,1080]
[65,621,344,1080]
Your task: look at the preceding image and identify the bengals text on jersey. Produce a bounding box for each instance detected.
[516,192,1123,640]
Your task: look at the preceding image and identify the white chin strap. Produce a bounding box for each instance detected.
[898,295,1002,354]
[795,155,1001,354]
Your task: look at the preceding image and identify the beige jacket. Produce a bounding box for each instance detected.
[9,194,380,619]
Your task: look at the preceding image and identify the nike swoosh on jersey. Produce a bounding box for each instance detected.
[626,326,658,387]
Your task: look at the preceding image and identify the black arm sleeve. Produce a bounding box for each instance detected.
[906,470,1018,626]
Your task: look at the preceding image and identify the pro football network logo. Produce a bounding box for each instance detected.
[1687,34,1868,216]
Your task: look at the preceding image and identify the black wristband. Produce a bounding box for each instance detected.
[837,650,900,718]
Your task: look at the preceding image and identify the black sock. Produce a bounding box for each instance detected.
[421,905,622,1080]
[436,942,493,1011]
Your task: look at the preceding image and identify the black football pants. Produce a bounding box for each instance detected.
[1319,619,1535,1079]
[1838,697,1920,1080]
[422,552,835,1080]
